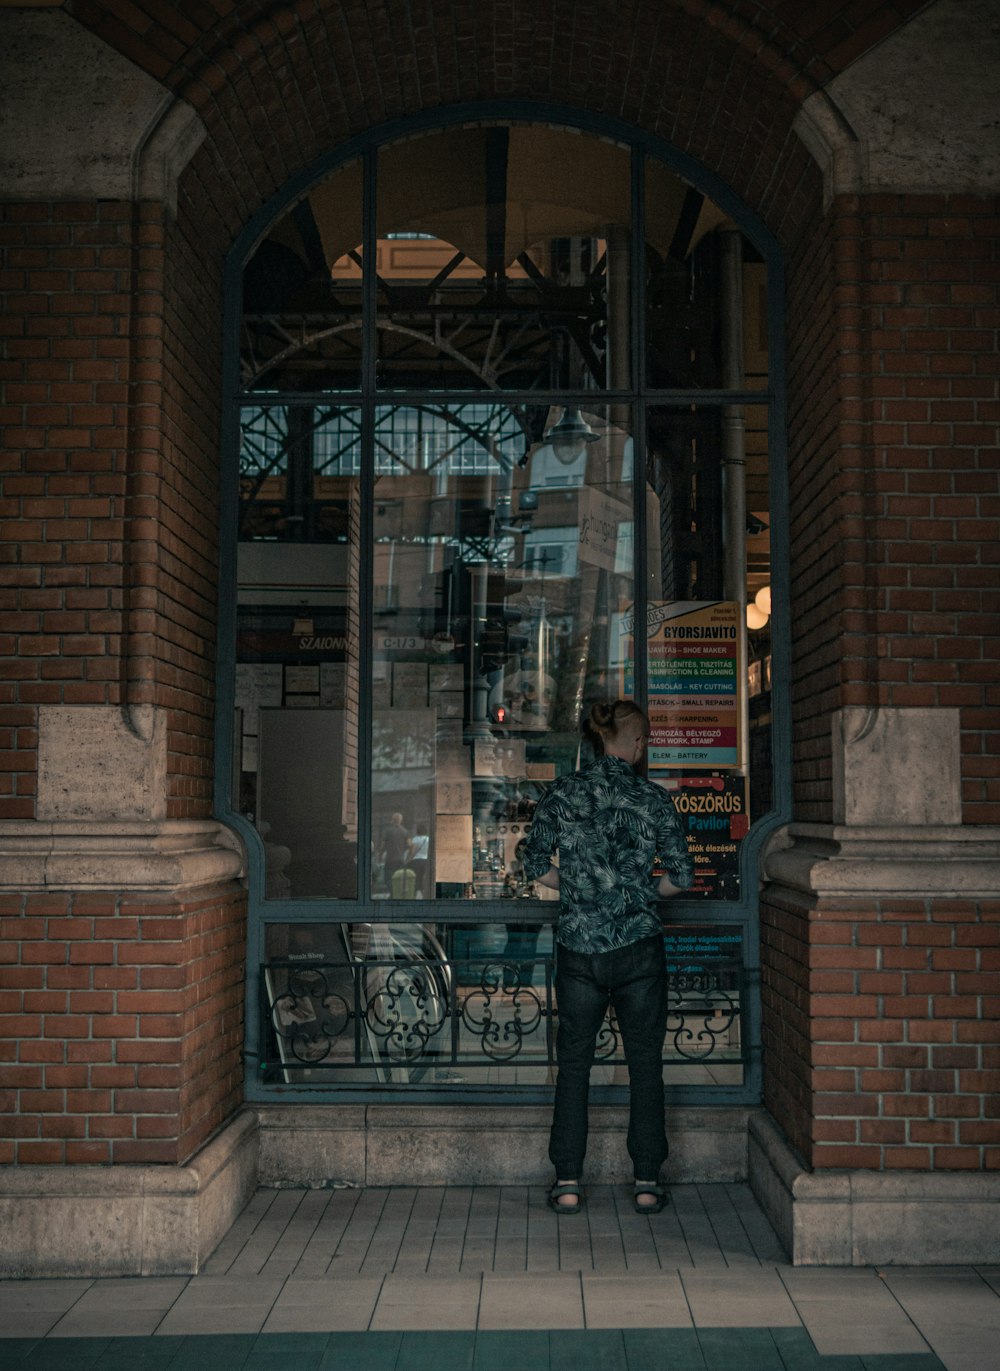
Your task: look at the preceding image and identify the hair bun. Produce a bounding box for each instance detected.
[589,700,615,732]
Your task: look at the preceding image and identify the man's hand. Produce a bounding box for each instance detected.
[536,864,560,891]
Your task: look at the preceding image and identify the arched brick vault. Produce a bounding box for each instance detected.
[62,0,926,247]
[66,0,930,105]
[34,0,995,829]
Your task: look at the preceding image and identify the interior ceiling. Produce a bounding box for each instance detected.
[275,125,729,276]
[53,0,929,104]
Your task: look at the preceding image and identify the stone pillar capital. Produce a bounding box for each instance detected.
[0,818,244,893]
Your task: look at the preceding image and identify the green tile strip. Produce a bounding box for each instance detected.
[0,1330,947,1371]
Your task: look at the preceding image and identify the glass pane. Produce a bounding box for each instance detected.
[641,404,772,901]
[241,157,363,394]
[260,919,744,1087]
[375,126,631,390]
[370,401,635,901]
[644,158,768,391]
[234,405,362,898]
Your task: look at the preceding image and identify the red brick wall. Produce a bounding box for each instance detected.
[767,190,1000,1169]
[0,199,226,822]
[145,209,225,817]
[0,883,246,1165]
[761,889,1000,1171]
[785,193,1000,826]
[856,195,1000,826]
[0,202,131,818]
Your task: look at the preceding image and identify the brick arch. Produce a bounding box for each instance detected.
[137,7,831,822]
[67,0,927,106]
[171,0,823,251]
[47,0,850,825]
[62,0,931,238]
[52,0,874,254]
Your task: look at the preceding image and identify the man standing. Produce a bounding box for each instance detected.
[520,699,693,1214]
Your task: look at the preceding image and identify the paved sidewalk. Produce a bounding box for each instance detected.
[1,1184,998,1370]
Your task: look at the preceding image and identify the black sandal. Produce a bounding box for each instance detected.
[632,1181,668,1214]
[547,1181,583,1214]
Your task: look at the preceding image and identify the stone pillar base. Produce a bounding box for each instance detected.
[749,1110,1000,1266]
[0,1111,258,1278]
[6,1105,1000,1274]
[0,1105,751,1276]
[255,1103,755,1189]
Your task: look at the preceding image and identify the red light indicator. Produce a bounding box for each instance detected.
[493,704,507,725]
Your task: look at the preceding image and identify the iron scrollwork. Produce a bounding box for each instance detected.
[667,965,741,1059]
[461,962,545,1061]
[262,952,743,1080]
[268,966,351,1065]
[364,960,449,1062]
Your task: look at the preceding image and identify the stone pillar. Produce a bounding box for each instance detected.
[752,706,1000,1263]
[0,704,246,1166]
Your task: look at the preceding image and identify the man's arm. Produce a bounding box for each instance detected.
[519,789,560,889]
[655,793,695,894]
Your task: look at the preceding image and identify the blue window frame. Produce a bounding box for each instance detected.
[216,106,790,1106]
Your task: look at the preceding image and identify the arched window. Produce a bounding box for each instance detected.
[218,112,788,1101]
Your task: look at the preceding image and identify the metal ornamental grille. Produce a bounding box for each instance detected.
[260,950,745,1086]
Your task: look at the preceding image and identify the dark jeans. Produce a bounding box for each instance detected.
[549,934,669,1181]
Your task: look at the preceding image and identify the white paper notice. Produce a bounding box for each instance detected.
[235,663,282,734]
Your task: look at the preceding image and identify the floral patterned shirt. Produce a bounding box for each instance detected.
[521,754,694,953]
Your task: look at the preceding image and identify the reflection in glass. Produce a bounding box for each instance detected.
[241,158,363,393]
[369,402,635,901]
[260,920,744,1087]
[643,407,772,901]
[375,126,631,391]
[231,123,778,1097]
[234,405,361,898]
[644,158,768,392]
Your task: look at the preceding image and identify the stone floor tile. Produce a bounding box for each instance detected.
[151,1332,257,1370]
[681,1270,801,1327]
[396,1329,477,1371]
[0,1338,39,1362]
[88,1334,188,1369]
[0,1282,92,1312]
[317,1330,402,1370]
[883,1269,1000,1325]
[478,1273,584,1329]
[0,1314,64,1339]
[369,1274,481,1330]
[855,1357,946,1371]
[622,1326,707,1369]
[45,1309,166,1339]
[803,1319,932,1358]
[242,1331,330,1369]
[696,1326,785,1369]
[79,1279,189,1308]
[4,1335,113,1369]
[260,1275,383,1332]
[154,1306,270,1337]
[472,1328,550,1370]
[769,1325,866,1370]
[178,1275,286,1307]
[582,1272,691,1328]
[549,1327,628,1371]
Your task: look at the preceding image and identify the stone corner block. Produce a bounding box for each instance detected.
[38,704,168,822]
[832,706,961,827]
[748,1108,1000,1266]
[0,1109,258,1279]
